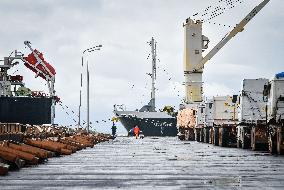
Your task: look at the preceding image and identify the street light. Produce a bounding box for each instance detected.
[78,44,102,133]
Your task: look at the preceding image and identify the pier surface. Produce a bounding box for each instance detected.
[1,137,284,189]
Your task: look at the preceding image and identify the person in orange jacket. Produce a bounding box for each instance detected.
[133,125,140,139]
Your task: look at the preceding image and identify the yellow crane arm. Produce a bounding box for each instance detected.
[193,0,271,72]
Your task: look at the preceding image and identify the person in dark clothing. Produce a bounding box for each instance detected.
[112,122,117,138]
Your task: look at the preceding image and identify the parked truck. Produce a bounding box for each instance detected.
[211,95,239,147]
[204,99,214,144]
[265,72,284,154]
[194,100,214,143]
[177,105,196,141]
[237,78,269,150]
[195,103,205,142]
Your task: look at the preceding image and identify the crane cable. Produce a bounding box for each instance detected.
[192,0,244,28]
[58,100,113,129]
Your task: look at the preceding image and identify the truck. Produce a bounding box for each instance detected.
[237,78,269,150]
[194,103,205,142]
[211,95,238,147]
[194,99,214,143]
[265,73,284,154]
[204,99,214,144]
[177,105,196,141]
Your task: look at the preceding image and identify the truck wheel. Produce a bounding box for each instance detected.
[178,134,185,141]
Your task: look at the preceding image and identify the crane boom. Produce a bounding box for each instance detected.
[193,0,270,72]
[182,0,271,104]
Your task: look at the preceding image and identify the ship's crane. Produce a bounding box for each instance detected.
[183,0,270,104]
[3,41,56,124]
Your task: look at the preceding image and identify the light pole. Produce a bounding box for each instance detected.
[78,45,102,133]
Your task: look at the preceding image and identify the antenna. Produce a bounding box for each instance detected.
[148,37,157,111]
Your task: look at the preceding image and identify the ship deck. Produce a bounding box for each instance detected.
[1,137,284,189]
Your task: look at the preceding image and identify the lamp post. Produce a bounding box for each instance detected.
[78,45,102,133]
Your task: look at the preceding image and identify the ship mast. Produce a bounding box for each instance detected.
[149,37,157,112]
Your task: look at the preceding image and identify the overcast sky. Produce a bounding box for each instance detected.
[0,0,283,134]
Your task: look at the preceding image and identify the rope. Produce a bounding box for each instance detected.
[192,0,244,28]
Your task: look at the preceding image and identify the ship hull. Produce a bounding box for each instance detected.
[0,97,52,125]
[114,111,177,136]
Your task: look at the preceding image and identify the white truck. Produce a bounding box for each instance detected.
[237,79,269,150]
[194,99,213,143]
[264,73,284,154]
[205,99,214,144]
[211,95,239,147]
[194,103,206,142]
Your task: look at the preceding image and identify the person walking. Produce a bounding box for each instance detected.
[111,122,117,139]
[133,125,140,139]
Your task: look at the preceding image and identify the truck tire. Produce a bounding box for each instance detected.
[178,134,185,141]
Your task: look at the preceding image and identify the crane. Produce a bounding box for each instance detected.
[183,0,271,104]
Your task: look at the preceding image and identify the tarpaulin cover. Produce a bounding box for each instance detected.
[177,108,196,128]
[276,72,284,79]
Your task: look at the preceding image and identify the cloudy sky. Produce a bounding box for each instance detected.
[0,0,283,134]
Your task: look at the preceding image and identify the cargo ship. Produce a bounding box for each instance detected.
[113,38,177,136]
[0,41,56,125]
